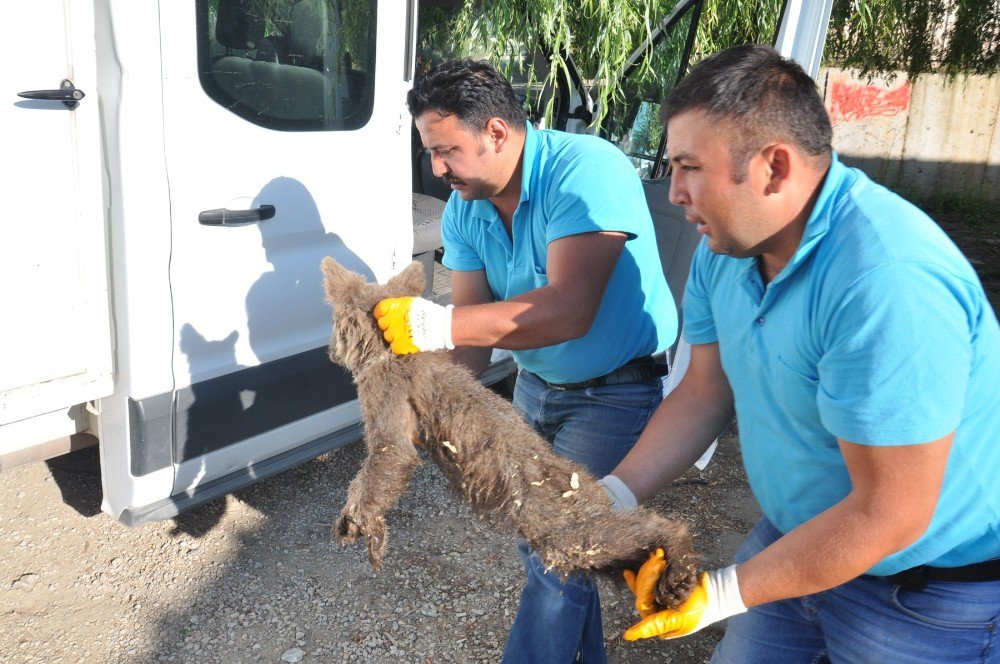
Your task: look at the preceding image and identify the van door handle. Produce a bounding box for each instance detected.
[18,79,85,109]
[198,205,276,226]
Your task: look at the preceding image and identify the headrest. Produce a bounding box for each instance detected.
[216,0,265,51]
[290,0,329,66]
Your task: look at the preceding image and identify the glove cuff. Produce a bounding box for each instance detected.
[442,304,455,350]
[597,474,638,512]
[408,299,454,351]
[706,565,747,622]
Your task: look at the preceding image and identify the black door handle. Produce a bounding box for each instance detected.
[18,79,85,109]
[198,205,276,226]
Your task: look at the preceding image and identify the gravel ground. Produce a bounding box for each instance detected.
[1,416,757,663]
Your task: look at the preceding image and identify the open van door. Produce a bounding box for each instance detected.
[104,0,416,524]
[0,1,112,461]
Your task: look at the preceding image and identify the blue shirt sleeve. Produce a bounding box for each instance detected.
[817,261,973,445]
[440,197,484,272]
[682,239,718,344]
[543,144,648,244]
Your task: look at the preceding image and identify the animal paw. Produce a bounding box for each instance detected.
[333,506,388,571]
[654,553,699,610]
[334,512,362,542]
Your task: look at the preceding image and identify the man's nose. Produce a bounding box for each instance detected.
[668,176,688,206]
[430,152,449,178]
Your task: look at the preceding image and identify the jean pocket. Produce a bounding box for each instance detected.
[582,381,659,409]
[891,581,1000,629]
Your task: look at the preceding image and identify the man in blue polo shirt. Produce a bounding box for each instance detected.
[374,59,676,662]
[605,45,1000,662]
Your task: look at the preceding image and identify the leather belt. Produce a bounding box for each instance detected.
[873,558,1000,591]
[529,352,669,391]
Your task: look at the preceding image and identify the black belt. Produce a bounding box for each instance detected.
[530,353,669,391]
[875,558,1000,591]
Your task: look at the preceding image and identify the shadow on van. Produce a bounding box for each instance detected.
[169,177,372,537]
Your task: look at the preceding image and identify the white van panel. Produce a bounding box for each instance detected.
[0,0,112,430]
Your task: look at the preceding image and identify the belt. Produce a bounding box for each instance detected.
[530,353,669,391]
[874,558,1000,591]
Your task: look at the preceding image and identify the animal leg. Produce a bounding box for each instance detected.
[335,395,421,571]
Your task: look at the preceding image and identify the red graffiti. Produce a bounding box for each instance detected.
[827,79,911,123]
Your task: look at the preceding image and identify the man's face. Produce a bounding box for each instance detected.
[666,109,773,258]
[415,111,501,201]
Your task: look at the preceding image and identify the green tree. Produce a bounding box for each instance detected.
[420,0,999,127]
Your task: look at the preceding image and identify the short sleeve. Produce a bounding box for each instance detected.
[682,239,718,344]
[440,198,484,271]
[817,262,973,444]
[543,144,648,243]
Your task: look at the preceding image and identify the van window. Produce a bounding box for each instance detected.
[196,0,377,131]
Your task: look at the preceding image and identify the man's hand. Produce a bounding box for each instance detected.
[373,297,454,355]
[623,550,746,640]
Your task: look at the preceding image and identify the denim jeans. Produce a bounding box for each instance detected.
[714,517,1000,664]
[501,369,664,664]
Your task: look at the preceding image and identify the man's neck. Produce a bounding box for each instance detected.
[489,132,527,229]
[757,165,829,284]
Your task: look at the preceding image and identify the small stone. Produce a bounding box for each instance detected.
[281,647,305,662]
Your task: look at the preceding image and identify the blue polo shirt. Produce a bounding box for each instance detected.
[441,125,676,384]
[684,154,1000,575]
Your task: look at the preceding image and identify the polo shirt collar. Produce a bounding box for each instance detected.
[769,152,851,286]
[519,123,540,205]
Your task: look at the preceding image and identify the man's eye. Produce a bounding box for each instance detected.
[681,165,699,172]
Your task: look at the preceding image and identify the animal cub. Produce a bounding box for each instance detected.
[322,257,698,611]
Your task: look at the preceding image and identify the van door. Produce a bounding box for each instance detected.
[0,1,111,442]
[115,0,413,523]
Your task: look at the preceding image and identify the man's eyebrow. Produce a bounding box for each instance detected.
[669,151,696,163]
[425,143,453,151]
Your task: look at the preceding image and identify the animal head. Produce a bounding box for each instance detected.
[320,257,425,371]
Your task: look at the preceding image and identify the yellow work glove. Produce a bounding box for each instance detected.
[373,297,455,355]
[624,551,746,641]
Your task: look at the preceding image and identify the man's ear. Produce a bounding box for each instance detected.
[484,117,511,153]
[385,260,425,296]
[761,143,792,195]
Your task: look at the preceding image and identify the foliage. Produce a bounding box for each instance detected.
[826,0,1000,78]
[419,0,786,128]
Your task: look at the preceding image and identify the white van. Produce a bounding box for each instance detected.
[0,0,830,526]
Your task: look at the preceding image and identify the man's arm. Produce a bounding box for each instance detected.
[611,341,735,502]
[450,231,626,349]
[736,433,952,606]
[623,431,953,640]
[448,269,494,376]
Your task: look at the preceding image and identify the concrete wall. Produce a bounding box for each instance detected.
[818,67,1000,202]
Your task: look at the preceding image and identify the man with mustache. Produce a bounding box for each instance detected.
[605,44,1000,662]
[374,58,678,663]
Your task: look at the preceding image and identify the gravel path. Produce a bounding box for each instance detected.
[1,418,757,663]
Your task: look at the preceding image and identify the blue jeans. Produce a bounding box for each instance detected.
[714,517,1000,664]
[502,369,664,664]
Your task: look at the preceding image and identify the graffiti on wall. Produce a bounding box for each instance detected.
[827,78,911,123]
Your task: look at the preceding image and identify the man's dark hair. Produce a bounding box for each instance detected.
[407,58,527,132]
[661,44,832,181]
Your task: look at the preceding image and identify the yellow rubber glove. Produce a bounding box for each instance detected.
[373,297,454,355]
[623,563,746,641]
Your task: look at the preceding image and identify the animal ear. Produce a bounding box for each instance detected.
[321,256,365,303]
[385,261,425,297]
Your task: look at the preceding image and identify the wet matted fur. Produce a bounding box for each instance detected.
[321,257,698,610]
